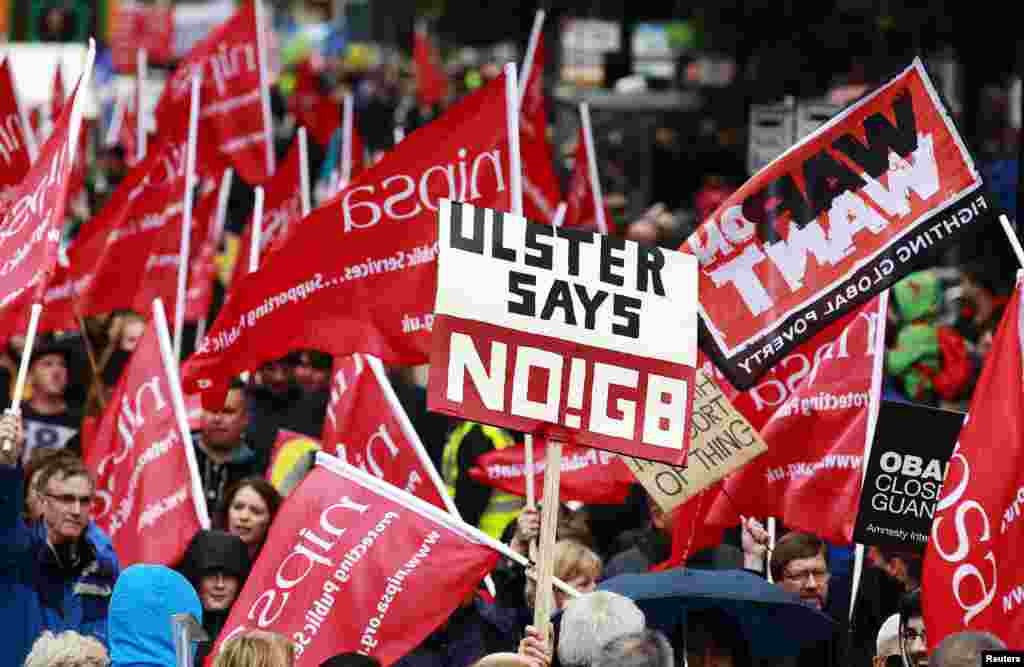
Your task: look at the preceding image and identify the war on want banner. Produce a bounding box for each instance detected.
[428,200,699,465]
[686,58,997,389]
[852,401,961,551]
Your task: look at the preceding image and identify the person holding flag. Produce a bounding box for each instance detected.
[0,412,121,666]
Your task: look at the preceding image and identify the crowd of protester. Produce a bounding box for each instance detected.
[1,13,1021,667]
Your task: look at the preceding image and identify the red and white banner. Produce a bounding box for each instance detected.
[210,454,500,666]
[50,62,65,124]
[110,3,176,73]
[413,27,447,108]
[562,124,610,233]
[687,58,994,389]
[230,135,304,285]
[84,300,209,567]
[186,179,224,321]
[0,59,33,196]
[469,440,633,505]
[70,120,211,319]
[923,275,1024,649]
[519,33,562,226]
[704,293,888,544]
[428,201,699,465]
[183,72,512,404]
[155,0,273,184]
[0,66,90,325]
[321,354,449,510]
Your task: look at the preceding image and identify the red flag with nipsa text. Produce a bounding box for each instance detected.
[183,72,512,405]
[84,304,209,566]
[321,353,448,510]
[209,454,501,666]
[923,274,1024,649]
[704,294,888,544]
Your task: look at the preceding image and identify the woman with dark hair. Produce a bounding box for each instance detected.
[218,477,283,560]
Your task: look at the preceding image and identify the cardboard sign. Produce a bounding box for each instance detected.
[686,58,996,390]
[428,200,699,466]
[622,369,767,513]
[853,401,962,550]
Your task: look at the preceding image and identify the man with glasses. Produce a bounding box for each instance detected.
[741,518,849,667]
[0,412,121,667]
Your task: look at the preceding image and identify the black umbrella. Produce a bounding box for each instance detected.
[590,568,837,658]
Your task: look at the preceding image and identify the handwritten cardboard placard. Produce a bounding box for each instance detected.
[623,370,767,513]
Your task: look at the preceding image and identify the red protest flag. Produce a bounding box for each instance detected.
[0,58,91,325]
[922,274,1024,649]
[685,59,995,390]
[155,0,273,183]
[703,294,888,545]
[321,354,449,510]
[291,59,340,149]
[84,299,210,567]
[183,71,512,403]
[0,59,34,195]
[210,453,501,666]
[519,33,562,226]
[413,25,448,108]
[469,440,633,505]
[186,179,225,321]
[230,134,305,285]
[51,61,65,122]
[562,119,611,233]
[71,125,213,320]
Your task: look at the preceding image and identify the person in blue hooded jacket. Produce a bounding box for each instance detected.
[108,564,204,667]
[0,413,120,667]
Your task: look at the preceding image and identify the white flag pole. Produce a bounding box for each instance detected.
[196,167,234,344]
[136,48,147,163]
[249,186,265,274]
[298,126,311,217]
[104,94,125,148]
[1,303,41,454]
[254,0,276,175]
[173,71,201,363]
[517,10,545,113]
[393,125,405,146]
[340,93,354,191]
[579,102,607,234]
[151,299,211,528]
[504,63,523,216]
[1000,214,1024,268]
[551,201,567,228]
[366,355,457,517]
[153,297,211,529]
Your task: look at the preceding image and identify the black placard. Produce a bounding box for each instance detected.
[852,401,964,550]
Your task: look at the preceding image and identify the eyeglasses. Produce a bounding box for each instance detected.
[46,492,94,508]
[782,568,830,585]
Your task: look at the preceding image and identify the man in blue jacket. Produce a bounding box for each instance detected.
[0,412,120,666]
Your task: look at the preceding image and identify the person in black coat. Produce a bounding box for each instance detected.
[178,529,253,665]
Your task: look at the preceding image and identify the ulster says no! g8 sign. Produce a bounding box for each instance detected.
[428,200,699,466]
